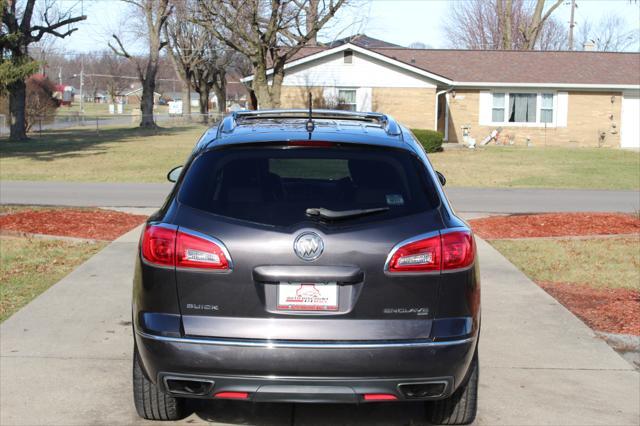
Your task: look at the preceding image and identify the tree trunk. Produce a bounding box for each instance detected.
[248,89,258,110]
[197,79,210,123]
[140,60,158,128]
[181,82,191,117]
[252,62,274,109]
[269,63,285,109]
[8,78,28,141]
[213,83,226,114]
[306,0,319,45]
[503,0,512,49]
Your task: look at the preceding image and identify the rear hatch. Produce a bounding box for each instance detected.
[172,143,445,341]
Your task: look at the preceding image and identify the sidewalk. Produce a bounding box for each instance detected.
[1,229,638,425]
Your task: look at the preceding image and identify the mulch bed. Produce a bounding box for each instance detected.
[469,213,640,239]
[0,208,147,241]
[539,282,640,336]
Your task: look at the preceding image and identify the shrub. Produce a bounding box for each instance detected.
[411,129,444,153]
[25,75,59,132]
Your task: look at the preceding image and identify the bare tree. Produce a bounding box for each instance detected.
[1,0,86,140]
[164,0,202,117]
[24,74,58,131]
[196,0,347,108]
[190,38,235,119]
[109,0,172,128]
[98,53,132,103]
[579,12,640,52]
[444,0,565,50]
[537,17,567,50]
[232,54,258,109]
[408,41,430,49]
[519,0,563,49]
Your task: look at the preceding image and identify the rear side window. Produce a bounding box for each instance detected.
[178,146,438,227]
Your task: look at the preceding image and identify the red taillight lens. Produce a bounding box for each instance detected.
[176,230,229,270]
[387,234,441,272]
[214,391,249,399]
[141,225,230,270]
[141,225,176,266]
[442,231,475,270]
[363,393,398,401]
[387,231,474,273]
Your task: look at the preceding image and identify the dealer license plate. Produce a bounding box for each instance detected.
[277,282,338,311]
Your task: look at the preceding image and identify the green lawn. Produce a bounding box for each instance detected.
[0,124,206,182]
[429,146,640,190]
[1,126,639,188]
[0,236,106,322]
[490,237,640,290]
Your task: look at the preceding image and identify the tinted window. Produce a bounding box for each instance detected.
[179,146,438,227]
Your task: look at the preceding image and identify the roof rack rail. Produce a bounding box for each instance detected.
[219,109,401,136]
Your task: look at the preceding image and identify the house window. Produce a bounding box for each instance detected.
[338,89,357,111]
[540,93,553,123]
[508,93,536,123]
[492,93,505,122]
[490,92,554,125]
[343,50,353,64]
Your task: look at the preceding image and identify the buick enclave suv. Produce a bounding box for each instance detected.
[132,110,480,425]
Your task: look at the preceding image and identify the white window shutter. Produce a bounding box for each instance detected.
[479,91,491,125]
[556,92,568,127]
[356,87,372,111]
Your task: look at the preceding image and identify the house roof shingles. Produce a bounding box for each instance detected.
[282,45,640,86]
[371,48,640,86]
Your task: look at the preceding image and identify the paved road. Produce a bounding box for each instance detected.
[1,227,638,425]
[1,181,639,213]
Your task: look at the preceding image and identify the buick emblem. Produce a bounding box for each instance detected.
[294,232,324,261]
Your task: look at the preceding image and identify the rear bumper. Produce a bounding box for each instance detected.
[134,329,478,403]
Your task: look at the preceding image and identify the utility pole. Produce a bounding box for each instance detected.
[79,57,85,113]
[568,0,577,50]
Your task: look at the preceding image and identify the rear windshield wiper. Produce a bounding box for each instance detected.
[305,207,390,220]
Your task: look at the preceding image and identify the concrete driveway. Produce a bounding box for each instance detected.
[2,180,639,213]
[1,227,638,425]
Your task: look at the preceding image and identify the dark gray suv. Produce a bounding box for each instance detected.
[133,110,480,425]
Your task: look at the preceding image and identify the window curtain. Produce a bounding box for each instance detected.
[510,94,536,123]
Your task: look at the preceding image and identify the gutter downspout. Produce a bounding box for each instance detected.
[435,88,453,142]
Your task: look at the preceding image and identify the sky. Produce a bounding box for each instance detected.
[52,0,640,53]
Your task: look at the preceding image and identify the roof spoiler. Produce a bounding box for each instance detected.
[219,109,401,137]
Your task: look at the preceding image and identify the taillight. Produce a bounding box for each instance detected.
[141,225,176,267]
[386,230,474,273]
[141,225,230,270]
[386,234,441,272]
[442,231,475,270]
[176,230,229,270]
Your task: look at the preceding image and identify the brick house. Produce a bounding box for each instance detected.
[242,40,640,148]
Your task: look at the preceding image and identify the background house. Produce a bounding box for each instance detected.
[243,38,640,148]
[122,87,161,105]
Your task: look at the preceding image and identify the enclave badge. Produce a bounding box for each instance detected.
[294,232,324,261]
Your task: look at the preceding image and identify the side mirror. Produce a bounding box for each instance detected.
[167,165,183,183]
[436,171,446,186]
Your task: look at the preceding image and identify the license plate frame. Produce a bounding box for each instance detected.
[276,282,339,312]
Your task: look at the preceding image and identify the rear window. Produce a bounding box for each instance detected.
[178,146,438,227]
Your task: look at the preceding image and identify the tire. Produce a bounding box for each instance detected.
[425,353,478,425]
[133,349,186,421]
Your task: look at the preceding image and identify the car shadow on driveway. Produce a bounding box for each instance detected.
[188,399,431,425]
